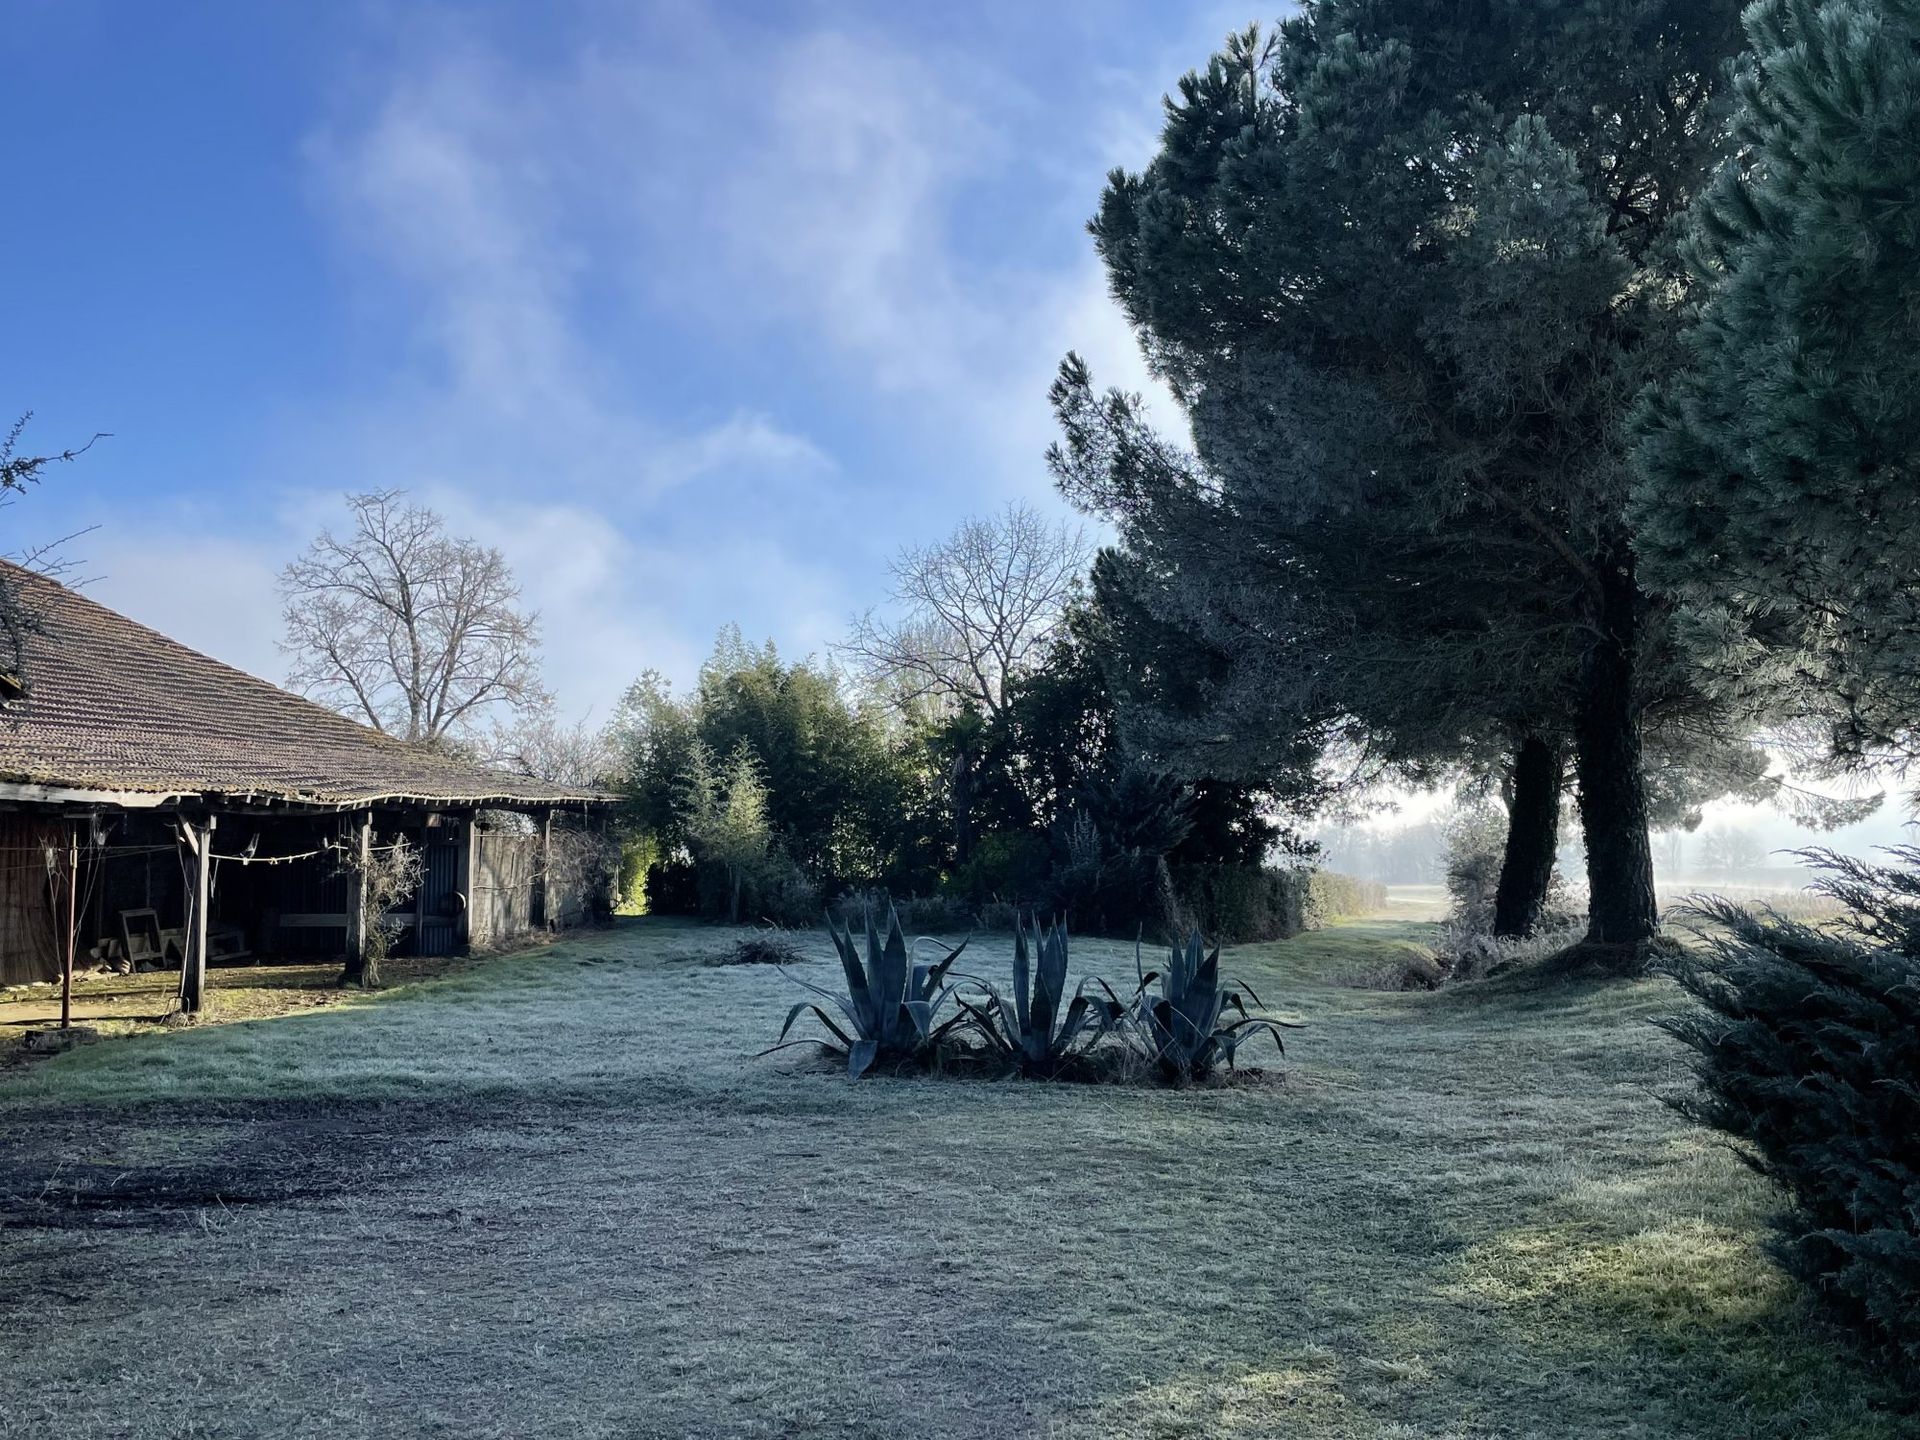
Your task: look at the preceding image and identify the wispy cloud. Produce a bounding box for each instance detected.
[77,4,1229,718]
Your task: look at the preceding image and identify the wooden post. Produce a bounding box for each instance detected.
[60,823,78,1029]
[453,815,475,951]
[341,812,371,984]
[179,814,214,1016]
[538,808,554,931]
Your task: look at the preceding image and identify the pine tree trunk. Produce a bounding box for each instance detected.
[1492,733,1561,938]
[1573,551,1658,951]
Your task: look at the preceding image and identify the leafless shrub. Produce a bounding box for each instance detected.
[712,931,806,967]
[341,835,426,989]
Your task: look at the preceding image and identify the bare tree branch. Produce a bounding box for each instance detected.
[279,489,548,744]
[838,501,1090,720]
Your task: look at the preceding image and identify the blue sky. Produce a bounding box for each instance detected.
[3,0,1253,721]
[6,0,1906,857]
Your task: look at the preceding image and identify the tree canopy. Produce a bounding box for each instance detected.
[1053,2,1750,949]
[1634,0,1920,763]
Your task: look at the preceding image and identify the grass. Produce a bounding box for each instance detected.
[0,915,1911,1438]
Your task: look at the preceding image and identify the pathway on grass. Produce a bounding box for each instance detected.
[0,918,1908,1439]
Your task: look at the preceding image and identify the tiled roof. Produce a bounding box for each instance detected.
[0,562,615,809]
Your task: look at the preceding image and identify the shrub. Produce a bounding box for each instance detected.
[950,831,1051,903]
[1047,842,1174,938]
[955,918,1128,1078]
[617,834,656,913]
[1659,848,1920,1365]
[1428,920,1587,984]
[1130,929,1299,1082]
[1304,870,1389,927]
[1169,864,1307,944]
[643,858,700,916]
[1440,804,1579,940]
[973,899,1019,932]
[751,852,821,929]
[825,890,974,934]
[767,902,971,1078]
[1442,804,1508,933]
[340,833,425,989]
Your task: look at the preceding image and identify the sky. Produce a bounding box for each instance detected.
[4,1,1910,861]
[0,0,1260,728]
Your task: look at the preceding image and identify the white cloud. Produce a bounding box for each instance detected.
[643,412,835,494]
[81,7,1234,722]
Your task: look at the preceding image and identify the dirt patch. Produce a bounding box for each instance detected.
[0,1102,439,1230]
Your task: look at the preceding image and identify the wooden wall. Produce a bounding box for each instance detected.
[0,815,66,985]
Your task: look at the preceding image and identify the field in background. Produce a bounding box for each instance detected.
[1384,879,1849,929]
[0,914,1906,1438]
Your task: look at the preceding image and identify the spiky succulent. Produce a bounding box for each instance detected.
[767,902,969,1077]
[1133,929,1298,1081]
[957,917,1127,1077]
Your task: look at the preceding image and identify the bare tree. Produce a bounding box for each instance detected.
[1697,825,1767,880]
[280,490,546,744]
[1,414,103,692]
[482,702,616,788]
[840,501,1091,720]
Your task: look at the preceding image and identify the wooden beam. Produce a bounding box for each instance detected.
[341,812,372,984]
[178,814,215,1016]
[538,808,554,931]
[453,817,474,951]
[0,781,176,809]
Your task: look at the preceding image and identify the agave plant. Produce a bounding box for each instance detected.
[767,902,970,1077]
[956,917,1128,1077]
[1132,929,1299,1081]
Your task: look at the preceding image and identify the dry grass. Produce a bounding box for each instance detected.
[0,915,1910,1439]
[0,946,511,1067]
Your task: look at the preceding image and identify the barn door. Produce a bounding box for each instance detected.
[416,834,463,956]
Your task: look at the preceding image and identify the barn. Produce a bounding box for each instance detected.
[0,562,618,1010]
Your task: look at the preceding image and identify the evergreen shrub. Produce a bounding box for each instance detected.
[1661,849,1920,1365]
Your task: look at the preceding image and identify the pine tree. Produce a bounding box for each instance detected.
[1633,0,1920,761]
[1057,3,1748,951]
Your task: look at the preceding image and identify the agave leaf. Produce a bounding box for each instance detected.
[1225,1012,1304,1030]
[1055,993,1098,1054]
[1012,923,1033,1037]
[777,965,865,1031]
[776,1000,856,1048]
[954,995,1015,1053]
[1033,922,1069,1042]
[1234,976,1266,1008]
[829,918,876,1032]
[925,1009,986,1049]
[1193,941,1221,996]
[847,1038,880,1079]
[985,989,1021,1045]
[923,935,970,988]
[873,905,911,1040]
[902,997,935,1039]
[757,1037,844,1059]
